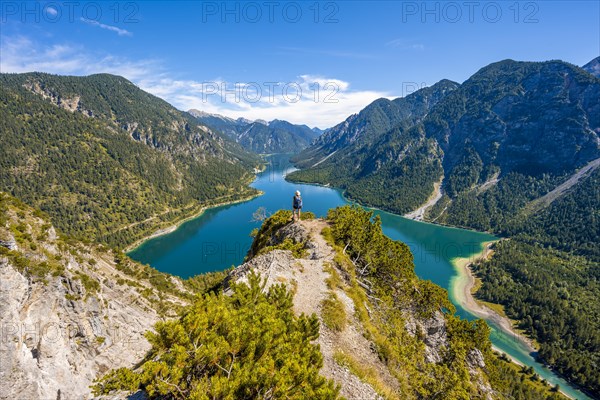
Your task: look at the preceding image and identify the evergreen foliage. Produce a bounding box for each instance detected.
[325,206,561,399]
[288,59,600,395]
[94,272,341,399]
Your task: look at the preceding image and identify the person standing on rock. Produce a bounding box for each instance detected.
[292,190,302,222]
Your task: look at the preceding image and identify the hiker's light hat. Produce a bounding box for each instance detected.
[295,190,301,196]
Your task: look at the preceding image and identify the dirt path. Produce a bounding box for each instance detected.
[233,219,388,399]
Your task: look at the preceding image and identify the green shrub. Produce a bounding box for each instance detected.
[246,210,292,260]
[93,272,341,399]
[300,211,316,220]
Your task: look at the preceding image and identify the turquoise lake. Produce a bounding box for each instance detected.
[129,154,591,400]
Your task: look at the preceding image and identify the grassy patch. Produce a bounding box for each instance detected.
[321,293,346,332]
[323,262,343,290]
[74,271,100,295]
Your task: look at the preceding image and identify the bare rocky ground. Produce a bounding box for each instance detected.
[0,200,187,400]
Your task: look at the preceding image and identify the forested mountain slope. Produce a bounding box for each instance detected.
[0,73,261,248]
[289,60,599,220]
[472,167,600,396]
[290,79,459,213]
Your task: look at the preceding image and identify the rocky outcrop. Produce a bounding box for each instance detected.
[228,219,494,399]
[0,239,17,251]
[405,310,448,364]
[228,220,387,400]
[0,260,157,400]
[22,80,89,115]
[0,194,189,400]
[583,56,600,78]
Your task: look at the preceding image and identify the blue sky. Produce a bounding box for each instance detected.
[1,1,598,128]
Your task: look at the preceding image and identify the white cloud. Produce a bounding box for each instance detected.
[45,7,58,16]
[80,18,132,37]
[137,75,392,128]
[386,38,425,51]
[0,35,156,79]
[0,35,393,128]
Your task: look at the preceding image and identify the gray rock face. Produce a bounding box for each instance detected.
[434,60,600,176]
[583,56,600,78]
[404,310,449,364]
[0,257,160,400]
[0,239,17,251]
[0,196,187,400]
[269,222,310,245]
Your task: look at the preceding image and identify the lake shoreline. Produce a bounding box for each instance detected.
[450,241,537,353]
[448,244,585,398]
[124,191,263,253]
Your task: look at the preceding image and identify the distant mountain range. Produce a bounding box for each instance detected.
[188,110,323,154]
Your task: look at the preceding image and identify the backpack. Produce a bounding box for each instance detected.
[293,195,302,209]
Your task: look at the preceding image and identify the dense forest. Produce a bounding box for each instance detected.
[471,168,600,396]
[0,73,260,248]
[290,125,444,214]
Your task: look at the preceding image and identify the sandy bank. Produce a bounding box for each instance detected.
[450,241,536,354]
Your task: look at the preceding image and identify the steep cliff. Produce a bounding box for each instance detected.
[0,193,214,400]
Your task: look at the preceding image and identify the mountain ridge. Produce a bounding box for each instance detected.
[583,56,600,78]
[289,59,600,218]
[188,109,322,154]
[92,208,563,399]
[0,72,261,248]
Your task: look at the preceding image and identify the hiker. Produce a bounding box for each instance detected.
[292,190,302,222]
